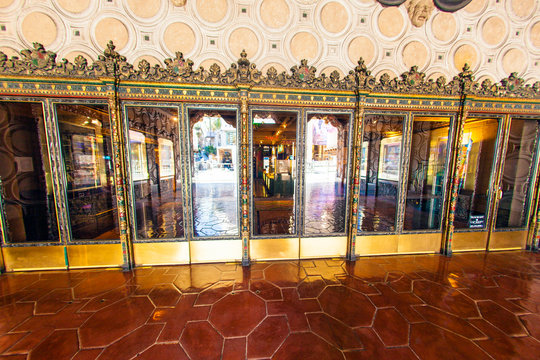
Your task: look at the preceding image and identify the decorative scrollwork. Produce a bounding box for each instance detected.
[0,41,538,98]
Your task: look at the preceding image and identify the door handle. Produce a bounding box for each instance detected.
[497,188,503,200]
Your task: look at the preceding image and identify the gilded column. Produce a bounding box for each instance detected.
[347,91,365,261]
[239,87,251,266]
[42,100,71,267]
[442,64,474,256]
[108,86,134,270]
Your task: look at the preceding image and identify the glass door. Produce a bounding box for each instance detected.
[125,104,189,265]
[355,113,406,254]
[452,117,501,251]
[302,112,351,258]
[188,107,241,263]
[402,115,452,252]
[489,117,540,250]
[0,101,64,271]
[250,109,299,260]
[55,103,125,268]
[355,113,454,255]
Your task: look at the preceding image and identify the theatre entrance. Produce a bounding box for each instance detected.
[353,113,540,256]
[449,116,540,252]
[249,108,352,260]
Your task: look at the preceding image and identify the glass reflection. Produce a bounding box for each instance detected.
[0,102,58,243]
[253,111,297,235]
[358,114,404,232]
[454,118,499,229]
[404,117,450,230]
[304,115,349,234]
[56,104,119,240]
[190,111,238,237]
[496,119,540,229]
[127,106,183,239]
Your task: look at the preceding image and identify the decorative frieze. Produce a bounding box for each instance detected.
[0,41,538,99]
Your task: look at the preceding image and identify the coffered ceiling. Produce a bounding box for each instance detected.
[0,0,539,84]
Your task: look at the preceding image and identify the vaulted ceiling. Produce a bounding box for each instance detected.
[0,0,538,84]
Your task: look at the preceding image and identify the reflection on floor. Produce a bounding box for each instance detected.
[192,184,238,237]
[0,251,539,359]
[191,167,238,237]
[357,197,397,232]
[304,182,346,234]
[136,198,184,239]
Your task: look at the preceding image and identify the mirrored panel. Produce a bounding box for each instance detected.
[454,118,499,229]
[190,110,238,237]
[496,118,540,229]
[0,102,58,243]
[252,111,297,235]
[304,114,349,234]
[404,116,451,230]
[56,104,119,240]
[127,106,183,239]
[358,114,404,232]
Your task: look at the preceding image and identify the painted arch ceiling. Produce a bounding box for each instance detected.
[0,0,539,85]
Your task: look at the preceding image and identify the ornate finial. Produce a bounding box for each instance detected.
[459,63,473,80]
[237,49,250,67]
[458,63,474,94]
[355,58,370,76]
[354,57,373,89]
[103,40,120,60]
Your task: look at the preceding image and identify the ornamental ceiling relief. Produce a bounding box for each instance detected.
[0,0,538,84]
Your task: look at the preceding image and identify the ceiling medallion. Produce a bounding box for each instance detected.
[377,0,472,27]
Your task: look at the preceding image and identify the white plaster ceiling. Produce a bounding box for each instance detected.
[0,0,539,84]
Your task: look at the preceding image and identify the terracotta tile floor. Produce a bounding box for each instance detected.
[0,251,539,359]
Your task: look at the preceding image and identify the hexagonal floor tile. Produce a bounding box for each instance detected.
[319,286,375,327]
[209,291,266,337]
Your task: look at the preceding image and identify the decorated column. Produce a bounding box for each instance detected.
[346,59,372,261]
[104,41,134,270]
[442,64,474,256]
[108,89,134,270]
[239,87,251,265]
[347,92,365,261]
[235,50,255,266]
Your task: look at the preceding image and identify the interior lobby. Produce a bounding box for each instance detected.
[0,0,540,358]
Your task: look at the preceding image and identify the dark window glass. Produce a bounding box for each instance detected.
[56,104,119,240]
[357,114,404,232]
[404,117,451,230]
[496,119,540,229]
[127,106,183,239]
[304,114,349,234]
[252,111,297,235]
[190,110,238,237]
[0,102,58,242]
[454,118,499,229]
